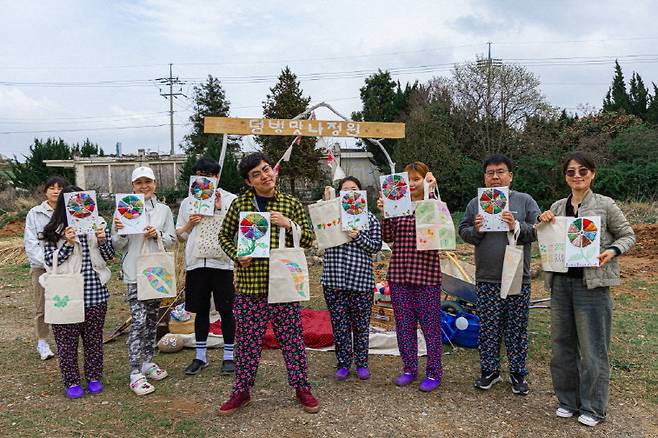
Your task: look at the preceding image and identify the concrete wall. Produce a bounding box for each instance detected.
[45,155,187,194]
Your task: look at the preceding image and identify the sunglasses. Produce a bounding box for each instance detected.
[565,167,590,177]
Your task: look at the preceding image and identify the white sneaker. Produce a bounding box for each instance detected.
[556,407,575,418]
[578,414,602,427]
[37,341,55,360]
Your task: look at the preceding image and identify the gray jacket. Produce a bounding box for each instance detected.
[24,201,54,268]
[459,190,540,284]
[543,190,636,290]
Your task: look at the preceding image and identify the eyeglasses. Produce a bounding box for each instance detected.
[248,165,273,180]
[485,169,509,177]
[565,167,590,177]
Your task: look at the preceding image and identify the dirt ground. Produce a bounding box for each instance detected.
[0,223,656,437]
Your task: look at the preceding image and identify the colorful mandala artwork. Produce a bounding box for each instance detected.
[190,177,216,201]
[567,218,598,248]
[240,213,269,240]
[382,174,408,200]
[142,267,174,294]
[117,194,144,220]
[341,191,367,215]
[479,188,507,214]
[280,259,306,296]
[66,192,96,219]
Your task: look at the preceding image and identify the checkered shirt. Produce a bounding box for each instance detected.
[219,188,314,295]
[44,231,114,308]
[382,214,442,286]
[321,211,382,292]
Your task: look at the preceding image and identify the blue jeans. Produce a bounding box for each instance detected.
[550,275,612,420]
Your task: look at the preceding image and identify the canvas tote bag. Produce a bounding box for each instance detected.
[500,233,524,298]
[43,242,85,324]
[308,189,350,250]
[136,233,177,300]
[415,181,456,250]
[193,212,231,263]
[268,223,310,304]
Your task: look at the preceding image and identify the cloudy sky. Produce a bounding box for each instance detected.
[1,0,657,158]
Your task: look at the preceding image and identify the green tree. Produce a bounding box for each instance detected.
[450,58,552,158]
[183,75,231,155]
[628,72,649,120]
[352,70,416,170]
[259,66,321,196]
[646,83,658,124]
[603,60,631,113]
[9,138,75,189]
[72,138,103,157]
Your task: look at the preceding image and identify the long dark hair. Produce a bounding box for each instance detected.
[40,185,83,244]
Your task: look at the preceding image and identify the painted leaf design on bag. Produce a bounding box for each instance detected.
[280,259,306,297]
[53,295,70,308]
[142,267,174,294]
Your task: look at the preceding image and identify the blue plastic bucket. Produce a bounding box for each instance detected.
[452,311,480,349]
[441,312,457,344]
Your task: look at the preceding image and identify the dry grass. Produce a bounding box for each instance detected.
[0,250,657,437]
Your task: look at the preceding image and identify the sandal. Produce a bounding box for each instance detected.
[129,374,155,396]
[143,364,168,381]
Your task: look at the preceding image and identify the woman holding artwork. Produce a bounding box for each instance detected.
[40,186,114,398]
[321,176,382,381]
[112,166,176,396]
[538,151,635,427]
[377,162,443,392]
[24,176,68,361]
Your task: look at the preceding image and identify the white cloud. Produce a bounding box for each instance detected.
[0,88,55,118]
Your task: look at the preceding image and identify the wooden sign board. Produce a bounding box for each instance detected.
[204,117,405,139]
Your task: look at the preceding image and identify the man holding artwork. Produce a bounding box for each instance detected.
[176,158,237,376]
[217,152,318,416]
[458,154,540,395]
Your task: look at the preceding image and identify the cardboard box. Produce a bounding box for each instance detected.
[370,304,395,331]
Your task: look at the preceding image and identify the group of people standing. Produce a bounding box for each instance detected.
[24,149,634,428]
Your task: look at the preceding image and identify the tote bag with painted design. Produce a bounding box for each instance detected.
[268,224,310,304]
[415,181,456,251]
[137,233,177,301]
[308,195,350,250]
[43,242,85,324]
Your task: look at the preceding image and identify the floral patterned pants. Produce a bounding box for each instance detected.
[52,302,107,387]
[323,287,373,369]
[476,281,531,376]
[232,294,310,394]
[390,283,443,381]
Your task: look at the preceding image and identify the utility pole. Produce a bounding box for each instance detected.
[156,64,185,155]
[477,42,502,153]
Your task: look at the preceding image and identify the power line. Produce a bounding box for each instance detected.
[0,123,190,135]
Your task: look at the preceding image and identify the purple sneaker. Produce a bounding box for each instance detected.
[335,367,349,381]
[356,367,370,380]
[394,372,417,386]
[66,384,84,399]
[87,380,104,395]
[419,377,441,392]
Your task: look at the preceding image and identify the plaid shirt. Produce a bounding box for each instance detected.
[219,188,314,295]
[321,212,382,292]
[44,231,114,308]
[382,214,442,286]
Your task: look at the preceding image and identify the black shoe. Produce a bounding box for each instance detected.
[185,359,208,375]
[474,371,502,390]
[510,373,529,395]
[221,359,235,375]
